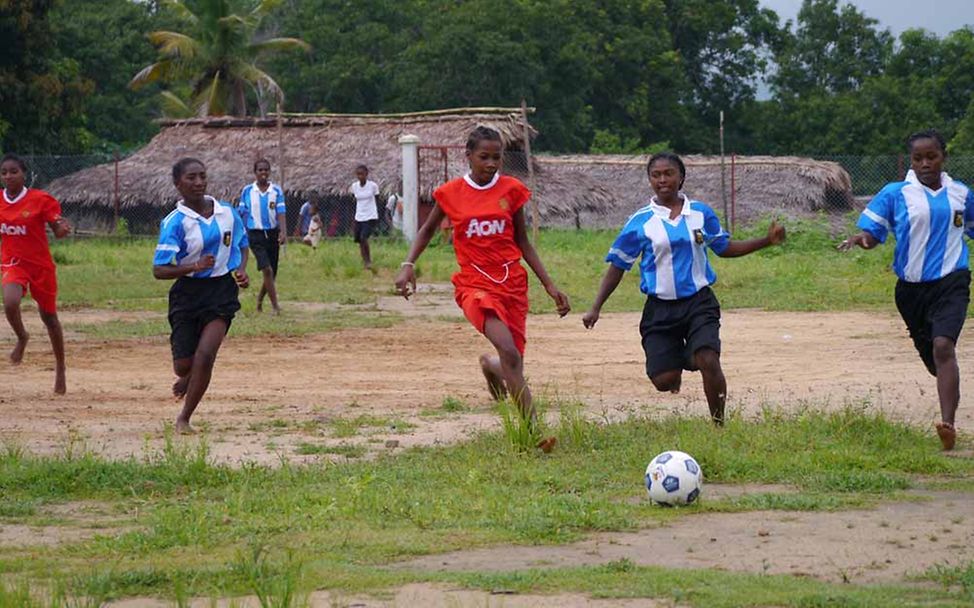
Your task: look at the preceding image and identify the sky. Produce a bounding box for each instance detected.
[760,0,973,37]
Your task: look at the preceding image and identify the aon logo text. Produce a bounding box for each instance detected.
[0,224,27,236]
[465,218,506,238]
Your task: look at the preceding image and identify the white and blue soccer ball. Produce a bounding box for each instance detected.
[645,450,703,506]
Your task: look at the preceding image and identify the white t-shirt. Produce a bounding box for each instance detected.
[351,180,380,221]
[386,193,403,231]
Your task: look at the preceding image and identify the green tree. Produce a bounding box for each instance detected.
[51,0,169,150]
[130,0,310,117]
[0,0,94,153]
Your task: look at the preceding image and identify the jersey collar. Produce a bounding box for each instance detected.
[905,169,950,195]
[177,196,225,221]
[648,193,691,216]
[463,172,500,190]
[3,187,28,204]
[253,181,275,193]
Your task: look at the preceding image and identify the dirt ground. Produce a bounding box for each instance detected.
[1,297,970,463]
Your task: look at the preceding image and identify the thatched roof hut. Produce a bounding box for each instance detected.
[532,155,854,229]
[48,106,852,233]
[48,107,532,210]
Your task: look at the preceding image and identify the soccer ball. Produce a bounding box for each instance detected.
[644,450,703,506]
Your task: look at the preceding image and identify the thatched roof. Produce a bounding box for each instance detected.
[532,155,854,228]
[47,107,534,207]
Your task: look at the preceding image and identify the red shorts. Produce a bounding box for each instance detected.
[453,263,529,354]
[1,262,58,314]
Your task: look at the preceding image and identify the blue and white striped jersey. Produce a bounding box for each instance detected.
[858,170,974,283]
[606,196,730,300]
[239,181,285,230]
[153,197,249,278]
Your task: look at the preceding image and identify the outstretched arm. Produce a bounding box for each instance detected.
[838,231,879,251]
[394,204,446,299]
[582,264,625,329]
[716,220,785,258]
[513,208,570,316]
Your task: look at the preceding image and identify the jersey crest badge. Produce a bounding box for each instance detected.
[222,230,232,246]
[269,200,277,212]
[498,197,510,211]
[693,229,705,244]
[21,210,30,218]
[954,210,963,228]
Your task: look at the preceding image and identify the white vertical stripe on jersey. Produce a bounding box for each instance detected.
[645,214,676,300]
[686,208,710,293]
[212,207,234,276]
[902,185,931,282]
[942,182,967,277]
[180,215,204,272]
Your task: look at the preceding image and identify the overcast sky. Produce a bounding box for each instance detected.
[760,0,972,37]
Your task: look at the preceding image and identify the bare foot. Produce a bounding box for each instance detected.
[54,371,66,395]
[272,306,282,316]
[172,375,190,398]
[256,301,263,313]
[936,422,956,451]
[536,436,557,453]
[10,334,28,364]
[479,354,507,401]
[175,419,197,435]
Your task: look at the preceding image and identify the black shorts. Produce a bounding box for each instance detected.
[248,228,280,275]
[640,287,721,378]
[895,269,970,376]
[168,273,240,360]
[354,219,377,243]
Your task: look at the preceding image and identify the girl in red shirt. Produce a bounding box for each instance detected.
[0,154,72,393]
[395,127,570,449]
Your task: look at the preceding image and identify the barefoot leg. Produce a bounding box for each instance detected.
[932,337,960,450]
[39,310,66,394]
[479,353,508,401]
[176,319,228,431]
[172,357,192,398]
[3,283,28,364]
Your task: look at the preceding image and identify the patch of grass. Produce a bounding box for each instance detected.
[2,407,973,602]
[294,443,367,458]
[924,561,974,602]
[330,415,415,438]
[440,396,468,412]
[443,561,973,607]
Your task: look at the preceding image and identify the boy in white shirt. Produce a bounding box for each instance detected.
[351,165,380,269]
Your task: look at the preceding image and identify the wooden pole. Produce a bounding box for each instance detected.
[720,110,728,226]
[276,99,287,241]
[520,99,538,242]
[113,151,120,234]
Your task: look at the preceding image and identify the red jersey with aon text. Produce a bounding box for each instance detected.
[0,188,62,269]
[433,173,530,269]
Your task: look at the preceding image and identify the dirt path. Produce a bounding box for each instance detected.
[0,306,970,463]
[398,490,974,584]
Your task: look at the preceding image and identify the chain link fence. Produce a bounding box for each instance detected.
[16,153,974,235]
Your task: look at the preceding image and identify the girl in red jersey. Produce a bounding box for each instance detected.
[0,154,72,393]
[395,127,570,447]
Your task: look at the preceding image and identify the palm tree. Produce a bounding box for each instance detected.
[130,0,310,117]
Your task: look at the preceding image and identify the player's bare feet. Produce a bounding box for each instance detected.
[272,306,282,315]
[536,436,557,453]
[10,334,28,364]
[172,375,190,398]
[175,419,197,435]
[479,354,507,401]
[256,301,263,313]
[936,422,956,451]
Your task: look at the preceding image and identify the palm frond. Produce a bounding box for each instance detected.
[195,71,229,116]
[248,37,311,56]
[251,0,284,20]
[147,31,201,59]
[238,64,284,103]
[159,0,199,25]
[158,90,194,119]
[130,60,179,89]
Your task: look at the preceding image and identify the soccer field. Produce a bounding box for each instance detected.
[2,229,973,607]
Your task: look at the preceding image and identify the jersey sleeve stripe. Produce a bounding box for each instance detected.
[608,247,637,264]
[862,208,891,231]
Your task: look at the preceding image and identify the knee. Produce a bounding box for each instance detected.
[932,338,956,365]
[694,348,722,374]
[173,358,192,376]
[39,312,60,328]
[497,344,522,369]
[650,371,681,392]
[193,348,218,368]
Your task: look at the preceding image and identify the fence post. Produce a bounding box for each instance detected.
[719,110,728,227]
[520,99,538,241]
[113,151,120,234]
[730,153,736,234]
[399,134,420,243]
